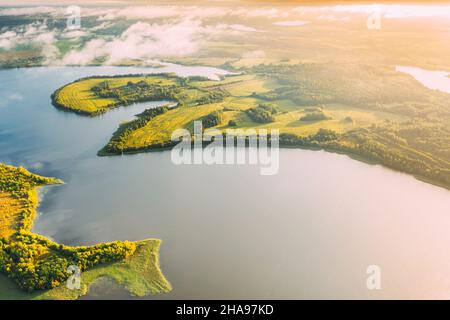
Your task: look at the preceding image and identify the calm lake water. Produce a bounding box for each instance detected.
[1,66,450,299]
[396,66,450,94]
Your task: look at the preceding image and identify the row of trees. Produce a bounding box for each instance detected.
[92,78,227,110]
[0,233,136,291]
[202,111,222,128]
[280,128,339,146]
[102,106,170,154]
[93,81,181,105]
[299,110,331,121]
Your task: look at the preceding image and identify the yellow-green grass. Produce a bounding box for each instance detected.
[123,103,224,149]
[54,74,408,155]
[0,170,47,240]
[222,97,260,110]
[0,239,171,300]
[220,77,275,97]
[191,74,281,97]
[118,95,265,150]
[117,97,405,151]
[191,74,256,89]
[190,74,252,86]
[53,76,178,114]
[0,192,22,239]
[218,109,364,136]
[54,78,117,114]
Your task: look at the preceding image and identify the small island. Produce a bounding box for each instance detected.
[0,163,171,300]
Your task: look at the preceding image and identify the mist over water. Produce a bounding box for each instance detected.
[1,66,450,299]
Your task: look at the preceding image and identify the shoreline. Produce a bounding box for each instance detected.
[99,142,450,192]
[0,164,171,299]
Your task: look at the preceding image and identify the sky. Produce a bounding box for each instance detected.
[1,1,449,66]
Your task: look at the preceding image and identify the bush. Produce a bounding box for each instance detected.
[228,120,238,127]
[300,111,331,121]
[202,111,222,128]
[343,116,353,123]
[246,104,279,123]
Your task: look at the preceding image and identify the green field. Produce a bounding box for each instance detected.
[53,70,408,148]
[52,75,181,115]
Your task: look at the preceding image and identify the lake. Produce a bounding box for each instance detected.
[396,66,450,94]
[0,65,450,299]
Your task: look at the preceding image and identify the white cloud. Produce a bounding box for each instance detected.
[0,31,17,49]
[97,5,180,21]
[61,19,228,65]
[294,4,450,19]
[214,23,262,33]
[0,21,58,63]
[23,21,49,36]
[61,30,88,39]
[0,31,16,38]
[90,21,112,31]
[233,7,288,19]
[382,5,450,19]
[62,38,106,65]
[106,20,204,63]
[273,20,309,27]
[86,5,295,21]
[0,5,272,66]
[227,24,261,32]
[0,6,61,16]
[185,6,231,18]
[317,15,349,21]
[2,4,450,23]
[0,38,13,49]
[242,50,266,59]
[34,31,55,44]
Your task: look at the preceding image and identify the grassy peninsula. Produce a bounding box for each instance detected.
[0,163,171,299]
[51,73,226,116]
[52,63,450,189]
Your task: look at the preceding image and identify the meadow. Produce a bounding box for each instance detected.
[54,71,405,145]
[52,62,450,189]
